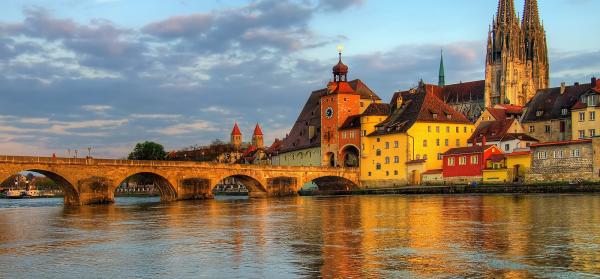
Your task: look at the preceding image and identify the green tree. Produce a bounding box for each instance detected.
[128,141,167,160]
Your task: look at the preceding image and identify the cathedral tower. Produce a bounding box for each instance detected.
[485,0,548,107]
[252,123,264,148]
[230,122,242,149]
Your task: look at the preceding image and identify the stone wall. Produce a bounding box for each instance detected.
[527,141,596,182]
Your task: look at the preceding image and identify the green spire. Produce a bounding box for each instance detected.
[438,50,445,87]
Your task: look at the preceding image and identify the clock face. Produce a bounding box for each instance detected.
[325,107,334,119]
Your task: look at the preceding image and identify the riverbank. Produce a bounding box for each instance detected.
[299,183,600,196]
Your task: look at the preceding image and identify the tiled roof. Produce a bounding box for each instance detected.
[488,154,506,163]
[280,89,324,153]
[253,123,263,136]
[369,83,470,136]
[266,138,283,155]
[507,151,531,157]
[522,82,593,123]
[348,79,381,101]
[339,115,361,130]
[501,133,539,142]
[498,104,524,115]
[443,145,495,156]
[530,139,592,148]
[468,119,516,143]
[231,122,242,136]
[362,103,390,116]
[430,80,485,104]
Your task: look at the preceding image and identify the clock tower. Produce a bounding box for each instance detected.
[320,47,362,167]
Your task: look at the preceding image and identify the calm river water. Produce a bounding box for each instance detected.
[0,194,599,278]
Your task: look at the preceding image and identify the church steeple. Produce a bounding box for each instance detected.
[332,45,348,82]
[522,0,549,90]
[438,50,445,87]
[496,0,518,24]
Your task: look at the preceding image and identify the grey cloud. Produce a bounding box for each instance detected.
[318,0,365,11]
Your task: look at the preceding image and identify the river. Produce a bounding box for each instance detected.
[0,194,599,278]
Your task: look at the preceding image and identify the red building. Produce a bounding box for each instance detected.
[442,143,503,180]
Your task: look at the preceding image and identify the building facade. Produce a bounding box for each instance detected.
[442,144,503,183]
[528,139,599,182]
[571,78,600,140]
[484,0,549,107]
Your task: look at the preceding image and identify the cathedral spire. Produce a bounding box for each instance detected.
[522,0,541,29]
[438,50,445,87]
[496,0,517,24]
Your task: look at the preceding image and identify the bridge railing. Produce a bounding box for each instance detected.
[0,155,359,173]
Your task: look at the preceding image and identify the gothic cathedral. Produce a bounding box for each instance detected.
[485,0,549,107]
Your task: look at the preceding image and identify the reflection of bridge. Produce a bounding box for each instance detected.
[0,156,360,205]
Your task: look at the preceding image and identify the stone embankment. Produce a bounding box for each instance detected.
[300,184,600,196]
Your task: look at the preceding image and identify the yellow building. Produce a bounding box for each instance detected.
[360,83,474,187]
[571,83,599,140]
[482,151,531,184]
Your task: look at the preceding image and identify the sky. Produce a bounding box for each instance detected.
[0,0,598,158]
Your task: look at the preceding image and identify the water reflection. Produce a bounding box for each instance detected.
[0,195,599,278]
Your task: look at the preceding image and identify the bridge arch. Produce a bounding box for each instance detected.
[305,175,359,191]
[212,174,267,196]
[0,168,80,205]
[113,172,177,202]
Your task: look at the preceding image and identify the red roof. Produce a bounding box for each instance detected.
[488,154,506,163]
[531,139,592,147]
[507,151,531,157]
[498,104,524,115]
[266,138,283,155]
[253,123,263,136]
[443,145,496,156]
[231,122,242,136]
[468,119,516,143]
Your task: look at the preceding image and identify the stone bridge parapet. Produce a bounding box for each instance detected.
[0,155,360,205]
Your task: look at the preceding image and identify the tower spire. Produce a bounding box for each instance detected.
[522,0,541,29]
[496,0,517,24]
[438,50,445,87]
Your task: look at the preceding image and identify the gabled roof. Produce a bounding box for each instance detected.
[266,138,283,155]
[348,79,381,100]
[280,89,324,153]
[443,145,496,156]
[501,133,539,142]
[369,84,471,136]
[468,119,516,143]
[362,103,390,116]
[522,82,593,123]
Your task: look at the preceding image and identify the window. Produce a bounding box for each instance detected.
[394,141,399,148]
[445,139,449,146]
[386,171,389,176]
[571,149,581,158]
[436,126,440,133]
[456,127,459,133]
[536,110,544,117]
[529,126,535,133]
[377,138,381,142]
[459,156,467,165]
[470,155,478,164]
[553,150,563,159]
[394,156,399,163]
[363,130,367,136]
[579,112,585,122]
[394,170,398,176]
[537,151,547,160]
[423,154,428,160]
[591,111,596,121]
[368,172,372,176]
[342,132,347,139]
[376,163,381,170]
[545,125,551,133]
[385,142,390,149]
[433,113,438,119]
[428,126,432,132]
[464,127,467,133]
[415,155,420,160]
[456,139,460,147]
[436,139,440,146]
[561,108,568,115]
[446,126,450,133]
[448,157,455,166]
[447,114,452,120]
[579,130,585,139]
[590,129,596,137]
[423,140,428,147]
[504,144,510,151]
[385,157,390,164]
[376,149,382,156]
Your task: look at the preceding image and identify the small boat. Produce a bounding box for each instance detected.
[5,189,24,199]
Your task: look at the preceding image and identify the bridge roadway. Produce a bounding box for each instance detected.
[0,155,360,205]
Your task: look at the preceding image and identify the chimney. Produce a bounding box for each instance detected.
[593,77,598,88]
[482,136,487,146]
[560,82,566,94]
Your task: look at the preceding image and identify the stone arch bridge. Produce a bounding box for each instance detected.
[0,156,360,205]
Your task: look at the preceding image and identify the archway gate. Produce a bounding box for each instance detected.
[0,155,360,205]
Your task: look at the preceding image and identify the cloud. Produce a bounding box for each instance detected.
[130,114,182,120]
[318,0,365,11]
[157,120,219,135]
[82,105,113,113]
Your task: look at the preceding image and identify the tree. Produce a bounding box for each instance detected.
[128,141,167,160]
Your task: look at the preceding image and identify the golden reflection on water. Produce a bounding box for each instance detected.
[0,195,599,278]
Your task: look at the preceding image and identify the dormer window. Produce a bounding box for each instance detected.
[561,108,568,116]
[446,114,452,120]
[432,113,438,119]
[536,110,544,117]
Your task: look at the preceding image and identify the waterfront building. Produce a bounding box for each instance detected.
[571,78,600,140]
[442,143,504,183]
[360,81,474,187]
[521,81,594,142]
[469,109,538,153]
[528,138,600,182]
[482,150,532,184]
[484,0,549,107]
